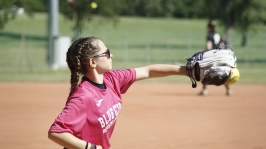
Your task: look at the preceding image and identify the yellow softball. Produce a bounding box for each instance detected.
[225,68,240,85]
[91,2,97,9]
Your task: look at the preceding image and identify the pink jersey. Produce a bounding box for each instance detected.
[48,69,136,149]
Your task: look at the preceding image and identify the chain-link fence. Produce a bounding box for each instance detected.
[0,28,265,82]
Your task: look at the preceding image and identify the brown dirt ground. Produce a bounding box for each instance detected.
[0,82,265,149]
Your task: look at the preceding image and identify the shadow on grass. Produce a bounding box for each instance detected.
[0,31,47,41]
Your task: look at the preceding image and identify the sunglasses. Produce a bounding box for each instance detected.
[93,49,111,58]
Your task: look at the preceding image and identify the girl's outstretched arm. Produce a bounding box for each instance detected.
[134,64,187,81]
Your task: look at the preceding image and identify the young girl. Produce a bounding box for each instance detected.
[48,36,188,149]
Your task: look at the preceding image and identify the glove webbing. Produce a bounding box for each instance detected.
[187,68,197,88]
[186,61,200,88]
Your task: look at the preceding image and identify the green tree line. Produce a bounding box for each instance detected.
[1,0,265,46]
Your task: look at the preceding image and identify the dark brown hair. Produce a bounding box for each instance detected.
[207,20,216,32]
[66,36,100,97]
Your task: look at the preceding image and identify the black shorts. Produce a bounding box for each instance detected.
[63,144,97,149]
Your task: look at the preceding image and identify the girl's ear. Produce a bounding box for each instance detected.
[88,58,97,68]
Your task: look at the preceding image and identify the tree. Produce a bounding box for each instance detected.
[203,0,266,46]
[120,0,205,18]
[0,0,18,29]
[122,0,175,17]
[0,0,46,29]
[59,0,125,40]
[172,0,205,18]
[234,0,266,46]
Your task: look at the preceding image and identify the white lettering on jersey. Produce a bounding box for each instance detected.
[112,104,118,116]
[97,102,122,133]
[109,107,114,120]
[98,117,105,128]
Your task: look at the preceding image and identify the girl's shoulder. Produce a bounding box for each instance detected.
[104,69,136,81]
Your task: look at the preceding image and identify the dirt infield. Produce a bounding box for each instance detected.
[0,82,265,149]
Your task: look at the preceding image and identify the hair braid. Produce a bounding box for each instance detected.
[66,36,100,98]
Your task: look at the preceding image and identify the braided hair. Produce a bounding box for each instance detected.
[66,36,100,97]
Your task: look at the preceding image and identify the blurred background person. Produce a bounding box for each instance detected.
[205,20,221,50]
[199,20,232,96]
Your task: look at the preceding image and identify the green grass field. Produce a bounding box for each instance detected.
[0,13,265,84]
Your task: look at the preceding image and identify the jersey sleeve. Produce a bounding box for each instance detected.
[48,97,86,135]
[104,68,136,94]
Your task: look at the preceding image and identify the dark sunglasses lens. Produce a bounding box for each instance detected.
[107,49,110,57]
